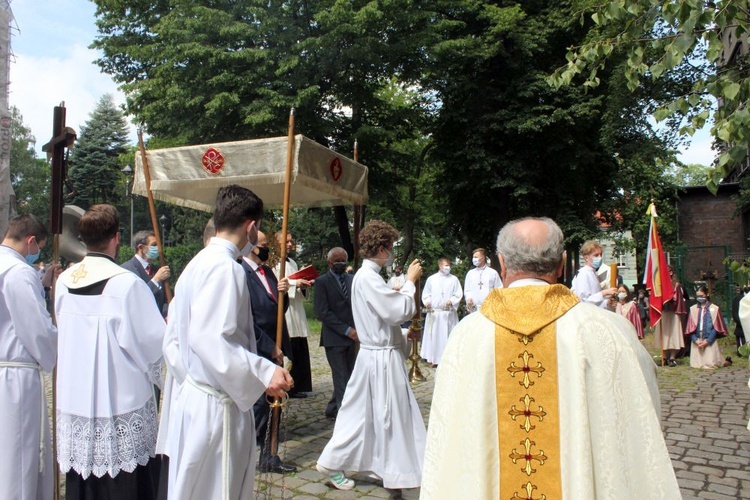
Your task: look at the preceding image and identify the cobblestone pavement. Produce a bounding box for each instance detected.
[256,330,750,499]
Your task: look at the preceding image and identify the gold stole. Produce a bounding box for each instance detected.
[481,285,579,500]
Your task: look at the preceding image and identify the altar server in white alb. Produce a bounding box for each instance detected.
[317,220,425,498]
[463,247,502,312]
[0,214,59,500]
[55,205,166,499]
[421,217,681,499]
[570,239,617,307]
[159,185,292,500]
[420,257,462,366]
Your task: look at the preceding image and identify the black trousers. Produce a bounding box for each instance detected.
[288,337,313,393]
[65,456,161,500]
[324,344,357,418]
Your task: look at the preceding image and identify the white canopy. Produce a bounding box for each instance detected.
[133,134,368,212]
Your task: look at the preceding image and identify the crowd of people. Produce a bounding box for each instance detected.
[0,187,745,499]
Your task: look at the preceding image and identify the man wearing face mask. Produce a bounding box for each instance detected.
[464,247,503,312]
[421,257,463,367]
[0,214,60,500]
[158,186,292,500]
[241,230,296,474]
[122,230,171,316]
[314,247,357,420]
[571,240,617,307]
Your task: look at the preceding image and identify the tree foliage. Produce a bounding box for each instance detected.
[548,0,747,192]
[68,94,131,208]
[90,0,684,272]
[10,107,50,222]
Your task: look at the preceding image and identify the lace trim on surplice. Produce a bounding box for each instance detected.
[57,398,157,479]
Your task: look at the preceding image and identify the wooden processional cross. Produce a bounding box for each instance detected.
[41,103,76,500]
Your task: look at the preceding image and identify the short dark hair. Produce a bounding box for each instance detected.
[213,185,263,231]
[359,220,399,258]
[3,214,49,242]
[132,230,155,249]
[79,204,119,252]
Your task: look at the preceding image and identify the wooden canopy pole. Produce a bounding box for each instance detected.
[137,129,172,303]
[41,103,76,500]
[270,108,296,457]
[352,140,362,269]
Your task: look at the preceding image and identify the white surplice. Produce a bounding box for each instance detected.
[571,265,607,306]
[463,265,502,310]
[387,273,405,290]
[159,237,276,500]
[273,257,309,339]
[421,279,681,500]
[420,272,462,365]
[0,246,56,500]
[55,255,166,480]
[317,259,426,489]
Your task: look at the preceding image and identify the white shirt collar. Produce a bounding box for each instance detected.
[208,236,242,260]
[134,253,149,269]
[242,255,260,271]
[363,259,381,273]
[508,278,549,288]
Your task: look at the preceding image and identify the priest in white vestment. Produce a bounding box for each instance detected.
[422,217,681,500]
[421,258,462,366]
[570,239,617,307]
[463,247,502,312]
[55,205,166,500]
[158,186,292,500]
[317,220,426,498]
[0,215,59,500]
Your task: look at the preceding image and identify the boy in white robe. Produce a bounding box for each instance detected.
[317,220,425,498]
[463,247,502,312]
[55,205,166,499]
[159,185,292,500]
[421,258,462,366]
[0,214,59,500]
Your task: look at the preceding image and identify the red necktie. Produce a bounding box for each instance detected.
[257,267,277,302]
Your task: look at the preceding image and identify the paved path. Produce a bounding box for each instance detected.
[256,330,750,499]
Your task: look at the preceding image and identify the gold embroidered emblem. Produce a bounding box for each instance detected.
[508,394,546,432]
[485,285,579,500]
[71,264,88,284]
[508,351,545,389]
[510,482,547,500]
[509,438,548,476]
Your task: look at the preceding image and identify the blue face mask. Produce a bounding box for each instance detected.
[25,238,40,265]
[26,250,40,265]
[591,257,602,269]
[145,245,159,260]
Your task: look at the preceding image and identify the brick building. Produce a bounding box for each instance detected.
[674,183,744,313]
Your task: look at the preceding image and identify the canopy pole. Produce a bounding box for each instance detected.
[270,108,296,458]
[137,129,172,303]
[352,140,361,269]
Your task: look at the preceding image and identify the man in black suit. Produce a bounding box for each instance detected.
[313,247,357,420]
[121,230,170,316]
[241,230,296,474]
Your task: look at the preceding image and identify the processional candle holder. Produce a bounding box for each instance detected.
[408,281,426,383]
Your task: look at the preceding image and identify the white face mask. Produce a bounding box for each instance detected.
[472,257,482,267]
[441,266,451,275]
[384,249,395,267]
[617,292,627,300]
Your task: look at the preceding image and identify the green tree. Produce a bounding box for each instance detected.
[10,107,50,222]
[68,94,131,208]
[548,0,744,191]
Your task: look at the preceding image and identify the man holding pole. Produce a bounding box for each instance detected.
[0,214,59,500]
[159,186,292,500]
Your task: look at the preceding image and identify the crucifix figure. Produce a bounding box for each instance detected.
[41,103,76,237]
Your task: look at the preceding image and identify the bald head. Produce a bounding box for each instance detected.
[496,217,564,283]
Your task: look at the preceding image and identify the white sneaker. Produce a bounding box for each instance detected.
[316,464,355,491]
